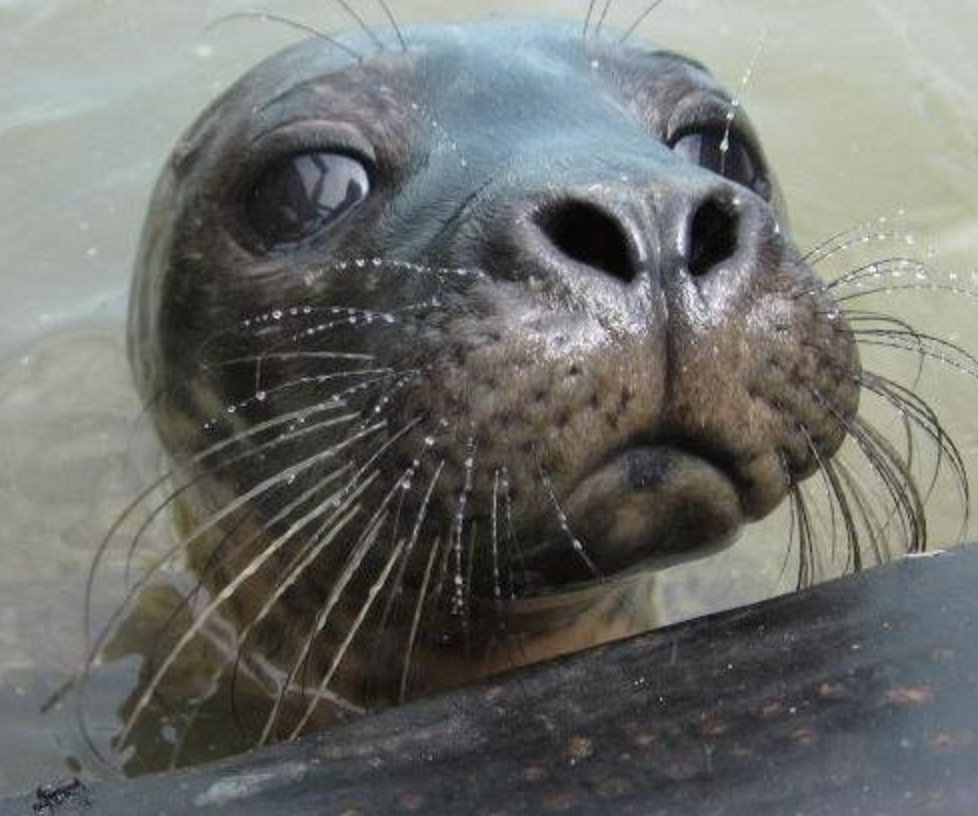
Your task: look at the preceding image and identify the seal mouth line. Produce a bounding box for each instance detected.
[600,432,746,486]
[580,431,762,520]
[657,434,748,485]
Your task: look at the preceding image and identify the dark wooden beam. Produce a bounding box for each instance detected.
[6,545,978,816]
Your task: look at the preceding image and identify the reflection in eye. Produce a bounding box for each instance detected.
[246,152,370,250]
[672,129,769,199]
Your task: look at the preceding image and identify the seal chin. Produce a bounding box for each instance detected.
[562,445,747,575]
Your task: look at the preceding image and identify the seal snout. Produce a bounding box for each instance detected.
[520,182,747,293]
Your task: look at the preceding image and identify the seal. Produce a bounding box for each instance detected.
[100,16,931,755]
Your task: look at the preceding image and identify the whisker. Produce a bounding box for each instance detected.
[193,262,472,365]
[374,0,407,52]
[500,465,527,599]
[835,281,978,303]
[854,336,978,385]
[399,534,443,703]
[379,452,446,631]
[211,351,375,369]
[115,472,370,750]
[775,449,797,587]
[720,27,768,178]
[113,418,383,625]
[843,308,929,387]
[812,444,862,573]
[463,519,479,652]
[83,392,370,644]
[79,414,382,698]
[804,217,913,267]
[289,531,409,738]
[205,11,363,62]
[89,420,387,720]
[799,425,842,562]
[450,438,477,617]
[120,370,405,580]
[257,418,423,742]
[858,371,970,531]
[224,473,379,713]
[329,0,384,52]
[583,0,598,40]
[259,488,396,744]
[490,468,503,605]
[815,387,927,553]
[831,455,891,566]
[788,486,815,588]
[805,257,978,305]
[268,303,428,351]
[300,258,486,291]
[291,504,391,739]
[376,446,444,637]
[822,257,929,291]
[231,368,392,415]
[594,0,614,38]
[538,463,601,578]
[618,0,668,44]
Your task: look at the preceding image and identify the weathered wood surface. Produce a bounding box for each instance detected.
[5,545,978,816]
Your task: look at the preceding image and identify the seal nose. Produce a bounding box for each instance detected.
[534,198,640,283]
[530,189,745,286]
[686,194,740,278]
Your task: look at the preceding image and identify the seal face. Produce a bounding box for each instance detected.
[125,20,859,736]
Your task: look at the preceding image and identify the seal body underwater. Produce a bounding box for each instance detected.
[114,17,868,745]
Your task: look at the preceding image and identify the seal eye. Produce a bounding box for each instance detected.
[672,129,770,199]
[246,152,370,249]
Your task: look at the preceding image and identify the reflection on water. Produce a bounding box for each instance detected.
[1,0,977,795]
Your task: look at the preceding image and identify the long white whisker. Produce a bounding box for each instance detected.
[258,500,392,744]
[539,464,601,578]
[257,418,423,741]
[399,534,443,703]
[88,421,386,682]
[115,460,374,747]
[288,532,409,738]
[490,468,502,604]
[450,439,477,617]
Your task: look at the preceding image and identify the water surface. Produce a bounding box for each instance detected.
[1,0,976,794]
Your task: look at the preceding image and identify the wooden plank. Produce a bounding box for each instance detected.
[6,545,978,816]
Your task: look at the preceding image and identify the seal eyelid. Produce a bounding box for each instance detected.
[244,150,372,252]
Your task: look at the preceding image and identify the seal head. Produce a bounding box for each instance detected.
[128,20,858,705]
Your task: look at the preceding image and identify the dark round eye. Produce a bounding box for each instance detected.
[246,152,370,249]
[672,128,770,199]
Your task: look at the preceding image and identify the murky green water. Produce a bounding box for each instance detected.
[1,0,976,796]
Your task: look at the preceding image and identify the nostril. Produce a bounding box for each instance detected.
[536,200,636,283]
[688,197,739,278]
